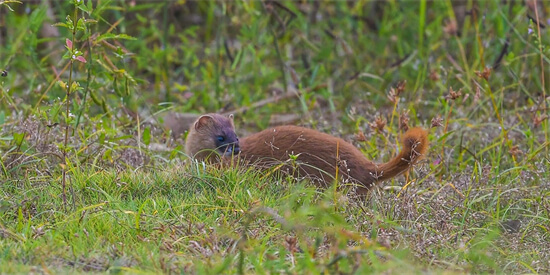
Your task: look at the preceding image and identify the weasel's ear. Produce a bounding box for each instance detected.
[228,114,235,127]
[194,115,213,130]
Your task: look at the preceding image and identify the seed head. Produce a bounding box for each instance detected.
[445,87,463,101]
[387,80,406,103]
[474,86,481,103]
[533,114,548,128]
[369,116,386,133]
[355,131,367,142]
[429,69,440,81]
[431,115,443,128]
[399,110,410,131]
[443,19,458,36]
[475,67,492,81]
[508,145,524,157]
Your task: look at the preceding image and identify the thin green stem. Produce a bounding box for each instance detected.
[75,34,93,130]
[533,0,548,153]
[61,5,78,210]
[418,0,426,59]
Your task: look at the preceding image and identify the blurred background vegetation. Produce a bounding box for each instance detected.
[1,0,547,169]
[0,0,549,273]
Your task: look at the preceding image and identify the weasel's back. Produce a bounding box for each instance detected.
[239,125,372,186]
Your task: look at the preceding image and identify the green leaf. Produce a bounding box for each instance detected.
[437,130,455,142]
[231,49,243,70]
[16,207,24,232]
[104,149,112,162]
[99,132,105,145]
[77,0,93,13]
[76,18,86,31]
[13,132,25,146]
[52,22,71,29]
[96,33,137,43]
[64,15,74,31]
[143,127,151,146]
[113,135,133,141]
[86,0,93,12]
[28,6,47,33]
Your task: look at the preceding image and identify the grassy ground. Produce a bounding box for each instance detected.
[1,0,549,273]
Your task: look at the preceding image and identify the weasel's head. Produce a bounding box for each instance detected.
[185,113,240,161]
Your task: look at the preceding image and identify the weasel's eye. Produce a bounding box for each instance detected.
[216,136,225,142]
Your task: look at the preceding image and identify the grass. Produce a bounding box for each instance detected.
[0,0,549,273]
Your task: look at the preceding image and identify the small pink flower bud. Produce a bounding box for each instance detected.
[76,56,87,63]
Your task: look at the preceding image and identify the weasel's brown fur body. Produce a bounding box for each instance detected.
[186,115,428,193]
[239,126,428,193]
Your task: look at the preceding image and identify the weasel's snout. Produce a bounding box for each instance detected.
[232,145,240,154]
[222,142,240,156]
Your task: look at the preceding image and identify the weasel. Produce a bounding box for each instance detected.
[184,114,240,162]
[185,114,428,194]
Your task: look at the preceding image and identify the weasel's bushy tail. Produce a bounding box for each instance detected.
[377,127,429,182]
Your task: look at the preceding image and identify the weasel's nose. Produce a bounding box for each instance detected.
[224,144,240,155]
